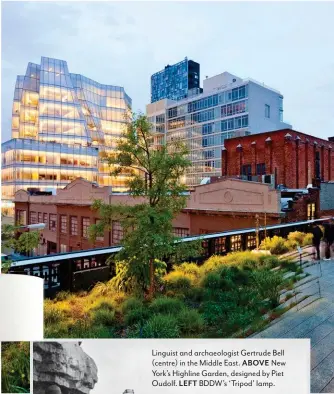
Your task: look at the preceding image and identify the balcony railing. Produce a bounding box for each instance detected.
[8,218,327,298]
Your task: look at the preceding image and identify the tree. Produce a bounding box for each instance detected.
[1,224,40,264]
[90,113,201,296]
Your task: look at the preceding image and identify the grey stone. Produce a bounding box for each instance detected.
[33,342,98,394]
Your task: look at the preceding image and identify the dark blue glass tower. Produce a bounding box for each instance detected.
[150,58,201,103]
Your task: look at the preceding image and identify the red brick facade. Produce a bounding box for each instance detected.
[222,129,334,189]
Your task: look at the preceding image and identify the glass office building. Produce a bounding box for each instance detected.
[151,58,201,103]
[1,57,132,212]
[147,71,291,187]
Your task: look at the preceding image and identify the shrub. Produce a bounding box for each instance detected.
[224,251,259,268]
[121,297,144,314]
[201,273,222,289]
[177,309,204,335]
[90,299,115,312]
[302,233,313,246]
[1,342,30,394]
[44,303,66,325]
[287,231,305,247]
[124,307,150,326]
[225,310,256,333]
[200,255,227,275]
[171,262,201,283]
[149,297,185,315]
[218,266,250,285]
[257,255,280,269]
[90,282,115,297]
[260,236,289,255]
[54,291,72,301]
[141,315,180,338]
[164,272,192,291]
[67,320,115,338]
[44,322,70,339]
[91,308,115,326]
[252,270,283,308]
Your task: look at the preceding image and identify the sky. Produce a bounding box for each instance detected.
[1,1,334,143]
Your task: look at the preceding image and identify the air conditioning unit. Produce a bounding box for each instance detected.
[262,174,275,186]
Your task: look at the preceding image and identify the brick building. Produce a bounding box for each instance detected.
[221,129,333,189]
[14,176,328,256]
[15,178,287,255]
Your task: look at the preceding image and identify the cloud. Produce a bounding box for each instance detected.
[1,1,334,142]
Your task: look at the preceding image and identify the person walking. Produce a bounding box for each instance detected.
[324,218,334,260]
[310,222,323,261]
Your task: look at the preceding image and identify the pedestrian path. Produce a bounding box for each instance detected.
[252,260,334,393]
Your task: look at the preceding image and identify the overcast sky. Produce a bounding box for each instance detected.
[2,1,334,142]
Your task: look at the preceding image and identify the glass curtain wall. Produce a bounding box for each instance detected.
[2,57,132,205]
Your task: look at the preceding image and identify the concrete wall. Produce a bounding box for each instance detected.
[248,82,291,134]
[186,177,280,214]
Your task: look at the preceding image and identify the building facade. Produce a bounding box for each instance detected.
[151,58,201,103]
[1,57,132,212]
[222,129,334,189]
[147,71,291,187]
[15,177,318,256]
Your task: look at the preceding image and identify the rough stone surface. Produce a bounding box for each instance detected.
[33,342,98,394]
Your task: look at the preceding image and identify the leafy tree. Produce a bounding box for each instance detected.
[90,113,201,296]
[15,231,40,255]
[1,224,40,267]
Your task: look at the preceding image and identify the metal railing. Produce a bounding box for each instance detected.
[8,218,327,298]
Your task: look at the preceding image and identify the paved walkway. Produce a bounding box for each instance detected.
[253,260,334,393]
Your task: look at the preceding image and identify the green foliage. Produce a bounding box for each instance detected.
[257,255,280,269]
[111,259,167,293]
[141,315,180,338]
[1,342,30,393]
[201,272,222,289]
[252,270,283,308]
[259,236,289,255]
[260,232,313,255]
[54,291,72,301]
[164,272,193,291]
[149,297,185,315]
[302,233,314,246]
[124,306,150,326]
[14,231,40,254]
[43,249,300,339]
[91,308,115,326]
[121,297,144,314]
[1,224,40,258]
[1,224,15,246]
[177,309,204,335]
[89,113,201,293]
[122,297,150,326]
[44,302,66,325]
[287,231,305,247]
[66,321,116,339]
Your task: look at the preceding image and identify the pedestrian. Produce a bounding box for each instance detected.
[324,218,334,260]
[310,222,323,261]
[323,221,331,260]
